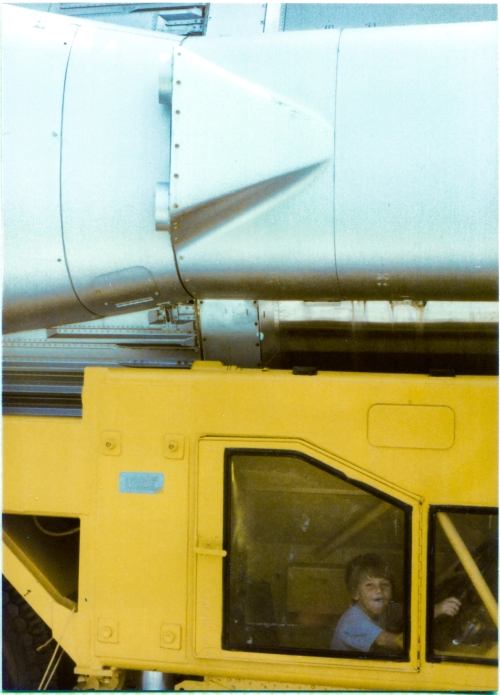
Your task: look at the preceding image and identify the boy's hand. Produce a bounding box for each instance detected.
[434,597,461,618]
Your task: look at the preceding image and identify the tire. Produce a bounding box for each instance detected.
[2,577,76,691]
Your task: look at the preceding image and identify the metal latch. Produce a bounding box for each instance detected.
[195,547,227,557]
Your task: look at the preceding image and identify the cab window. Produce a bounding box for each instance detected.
[222,450,411,660]
[427,507,498,665]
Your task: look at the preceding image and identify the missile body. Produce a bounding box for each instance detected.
[3,6,498,334]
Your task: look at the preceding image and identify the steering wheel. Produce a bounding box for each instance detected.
[433,540,497,652]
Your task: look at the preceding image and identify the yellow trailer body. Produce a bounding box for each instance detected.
[3,364,497,690]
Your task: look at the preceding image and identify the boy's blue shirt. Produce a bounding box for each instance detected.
[330,602,402,652]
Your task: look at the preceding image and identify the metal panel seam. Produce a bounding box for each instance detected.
[60,23,102,320]
[168,46,194,300]
[332,27,344,300]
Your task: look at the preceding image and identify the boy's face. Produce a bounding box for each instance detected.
[353,575,392,619]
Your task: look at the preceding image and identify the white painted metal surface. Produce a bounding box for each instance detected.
[60,18,189,316]
[172,29,339,300]
[2,7,498,337]
[204,4,266,37]
[264,4,284,33]
[2,7,95,333]
[2,5,190,333]
[334,22,498,301]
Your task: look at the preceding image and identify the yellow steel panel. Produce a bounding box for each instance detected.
[98,368,494,506]
[3,366,497,691]
[3,416,89,515]
[90,425,190,665]
[3,528,76,610]
[195,440,225,657]
[368,404,455,449]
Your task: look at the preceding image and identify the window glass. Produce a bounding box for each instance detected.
[428,508,498,664]
[223,451,410,659]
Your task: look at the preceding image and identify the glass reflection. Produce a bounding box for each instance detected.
[431,509,498,663]
[224,452,409,658]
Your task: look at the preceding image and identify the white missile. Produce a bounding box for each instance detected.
[2,6,497,334]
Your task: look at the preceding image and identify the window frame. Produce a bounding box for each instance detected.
[426,504,498,666]
[221,447,413,662]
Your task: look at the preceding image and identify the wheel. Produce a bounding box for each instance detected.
[2,577,76,690]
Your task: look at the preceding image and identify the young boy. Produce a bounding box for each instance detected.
[330,553,404,653]
[331,553,461,653]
